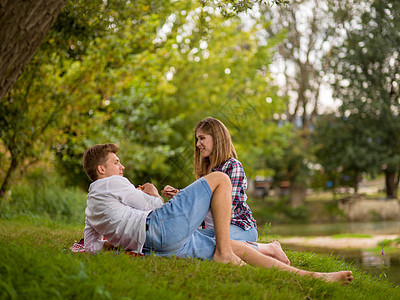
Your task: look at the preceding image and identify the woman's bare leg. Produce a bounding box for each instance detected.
[230,240,353,284]
[203,172,242,265]
[256,241,290,265]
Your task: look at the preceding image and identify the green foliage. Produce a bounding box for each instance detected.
[158,9,288,182]
[313,114,377,192]
[0,0,178,193]
[51,1,182,187]
[1,0,288,196]
[332,234,372,239]
[206,0,290,17]
[265,130,312,186]
[103,88,182,187]
[380,239,395,248]
[0,166,87,225]
[326,0,400,196]
[53,1,289,188]
[309,165,354,192]
[251,197,310,225]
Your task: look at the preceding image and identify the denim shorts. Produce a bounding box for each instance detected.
[200,225,259,250]
[142,177,217,260]
[230,225,258,243]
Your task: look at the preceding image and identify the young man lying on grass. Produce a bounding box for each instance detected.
[82,143,353,284]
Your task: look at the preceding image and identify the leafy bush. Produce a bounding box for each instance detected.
[251,197,310,225]
[0,166,86,225]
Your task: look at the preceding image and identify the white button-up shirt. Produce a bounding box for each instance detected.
[84,175,164,253]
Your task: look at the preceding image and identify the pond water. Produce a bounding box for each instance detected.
[268,220,400,237]
[267,221,400,286]
[286,244,400,286]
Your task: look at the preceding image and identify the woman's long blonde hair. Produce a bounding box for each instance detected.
[194,117,237,179]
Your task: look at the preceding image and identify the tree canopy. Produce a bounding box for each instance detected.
[2,0,400,202]
[0,0,288,195]
[323,0,400,197]
[0,0,288,100]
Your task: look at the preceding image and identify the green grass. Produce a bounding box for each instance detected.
[365,238,400,255]
[331,234,373,239]
[1,219,400,299]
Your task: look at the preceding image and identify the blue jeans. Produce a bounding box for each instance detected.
[143,178,217,260]
[229,224,258,243]
[200,225,259,250]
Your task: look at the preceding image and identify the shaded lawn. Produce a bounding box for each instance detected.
[1,219,399,299]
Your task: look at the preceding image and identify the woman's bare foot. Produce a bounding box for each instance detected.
[213,251,246,266]
[257,241,290,265]
[315,271,353,284]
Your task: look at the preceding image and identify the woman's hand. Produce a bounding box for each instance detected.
[161,185,179,198]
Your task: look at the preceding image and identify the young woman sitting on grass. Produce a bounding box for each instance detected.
[162,117,290,265]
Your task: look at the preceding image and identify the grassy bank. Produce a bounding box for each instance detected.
[1,218,399,299]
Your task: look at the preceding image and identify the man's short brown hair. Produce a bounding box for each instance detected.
[83,143,120,181]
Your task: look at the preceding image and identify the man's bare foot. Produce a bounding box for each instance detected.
[316,271,353,284]
[257,241,290,265]
[213,251,246,266]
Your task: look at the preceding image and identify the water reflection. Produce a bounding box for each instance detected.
[361,251,390,268]
[269,220,400,237]
[355,251,398,284]
[268,221,400,286]
[287,245,400,285]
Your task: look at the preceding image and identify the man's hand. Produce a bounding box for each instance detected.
[161,185,179,198]
[139,183,164,202]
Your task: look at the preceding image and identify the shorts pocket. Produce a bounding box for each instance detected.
[159,214,190,250]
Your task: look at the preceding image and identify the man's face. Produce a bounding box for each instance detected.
[99,152,125,178]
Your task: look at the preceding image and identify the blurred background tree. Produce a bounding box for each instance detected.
[323,0,400,198]
[257,0,338,207]
[313,114,378,194]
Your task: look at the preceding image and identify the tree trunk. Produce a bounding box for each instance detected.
[385,170,399,199]
[0,0,67,100]
[0,156,18,198]
[289,183,305,208]
[353,170,359,194]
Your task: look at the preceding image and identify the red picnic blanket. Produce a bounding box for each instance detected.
[69,238,145,256]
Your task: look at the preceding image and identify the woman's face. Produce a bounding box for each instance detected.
[196,129,214,158]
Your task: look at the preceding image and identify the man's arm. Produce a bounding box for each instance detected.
[107,176,164,210]
[84,217,106,253]
[140,182,164,202]
[122,185,164,209]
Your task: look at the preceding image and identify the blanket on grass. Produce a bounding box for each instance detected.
[69,238,145,256]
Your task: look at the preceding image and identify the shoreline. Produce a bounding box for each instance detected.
[270,234,399,250]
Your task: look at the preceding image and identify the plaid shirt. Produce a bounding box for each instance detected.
[213,158,257,230]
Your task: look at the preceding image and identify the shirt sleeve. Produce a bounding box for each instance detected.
[108,176,164,211]
[224,161,246,207]
[84,217,105,253]
[122,190,164,211]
